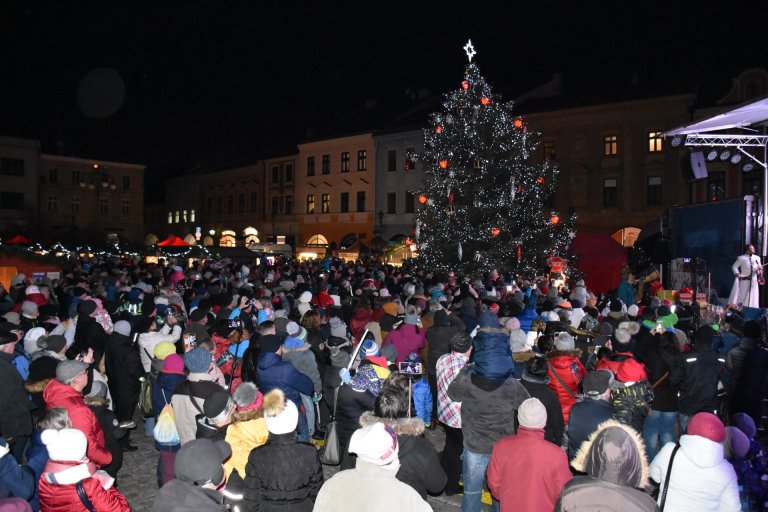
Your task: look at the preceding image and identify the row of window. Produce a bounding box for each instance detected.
[306,192,366,214]
[46,196,132,215]
[167,209,197,224]
[0,158,24,176]
[386,148,417,172]
[205,192,259,216]
[45,168,132,189]
[386,192,417,214]
[271,164,294,185]
[306,150,367,176]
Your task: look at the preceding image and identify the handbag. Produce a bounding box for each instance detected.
[76,481,96,512]
[138,348,154,416]
[659,443,680,511]
[320,387,341,465]
[153,389,180,445]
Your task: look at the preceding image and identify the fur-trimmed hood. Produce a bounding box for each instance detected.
[31,350,66,362]
[25,378,51,394]
[358,411,425,436]
[571,419,650,489]
[513,350,536,363]
[547,348,583,359]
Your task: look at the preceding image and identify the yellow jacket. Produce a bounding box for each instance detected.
[224,417,269,478]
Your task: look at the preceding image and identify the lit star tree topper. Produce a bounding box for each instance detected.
[412,41,576,276]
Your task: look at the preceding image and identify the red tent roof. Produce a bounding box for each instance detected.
[157,235,190,247]
[5,235,31,245]
[570,232,627,293]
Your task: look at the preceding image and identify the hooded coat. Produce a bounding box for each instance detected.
[358,412,447,499]
[555,420,658,512]
[38,460,131,512]
[383,323,426,364]
[649,434,740,512]
[104,331,144,422]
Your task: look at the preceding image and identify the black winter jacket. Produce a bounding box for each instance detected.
[242,432,323,512]
[634,336,678,412]
[669,346,721,415]
[104,332,145,416]
[0,352,32,439]
[520,378,565,446]
[425,311,462,376]
[68,314,109,362]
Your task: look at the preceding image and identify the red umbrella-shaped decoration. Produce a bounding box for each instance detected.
[157,235,191,247]
[5,235,31,245]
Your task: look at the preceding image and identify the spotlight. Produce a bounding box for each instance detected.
[670,135,685,148]
[743,162,755,173]
[719,150,731,161]
[730,153,742,165]
[706,150,718,161]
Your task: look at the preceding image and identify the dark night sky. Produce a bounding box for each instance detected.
[2,2,767,184]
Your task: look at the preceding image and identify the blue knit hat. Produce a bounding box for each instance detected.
[183,347,212,373]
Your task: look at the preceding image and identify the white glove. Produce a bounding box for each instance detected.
[0,440,9,459]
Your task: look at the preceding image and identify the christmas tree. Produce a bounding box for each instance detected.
[412,40,576,276]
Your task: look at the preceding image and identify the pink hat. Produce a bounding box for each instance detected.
[687,412,726,443]
[162,354,185,375]
[169,270,185,284]
[505,317,521,331]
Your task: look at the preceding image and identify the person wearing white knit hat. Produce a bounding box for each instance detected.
[314,423,432,512]
[487,398,572,512]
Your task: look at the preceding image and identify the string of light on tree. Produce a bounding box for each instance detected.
[411,41,576,276]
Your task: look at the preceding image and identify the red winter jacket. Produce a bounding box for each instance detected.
[383,324,427,363]
[350,308,372,343]
[546,350,586,423]
[38,461,130,512]
[42,379,112,467]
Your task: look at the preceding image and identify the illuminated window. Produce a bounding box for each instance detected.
[190,209,195,222]
[341,152,350,172]
[648,131,663,152]
[357,150,367,171]
[603,178,618,207]
[174,210,180,223]
[603,135,618,156]
[306,194,315,214]
[219,235,236,247]
[182,210,187,222]
[306,234,328,247]
[321,193,330,213]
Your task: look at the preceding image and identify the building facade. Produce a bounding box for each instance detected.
[262,154,298,248]
[295,133,375,259]
[0,136,41,235]
[38,154,145,244]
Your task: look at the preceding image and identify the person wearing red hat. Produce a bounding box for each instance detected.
[649,412,740,511]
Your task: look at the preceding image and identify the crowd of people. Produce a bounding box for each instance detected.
[0,256,766,511]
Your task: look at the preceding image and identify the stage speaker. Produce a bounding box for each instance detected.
[690,151,709,180]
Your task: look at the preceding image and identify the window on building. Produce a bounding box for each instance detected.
[49,168,58,184]
[307,156,315,177]
[47,195,58,212]
[357,191,366,212]
[405,148,415,171]
[603,178,618,207]
[71,197,80,214]
[285,196,293,214]
[341,152,350,173]
[322,154,330,175]
[322,193,330,213]
[122,200,130,215]
[72,170,81,186]
[216,197,223,214]
[708,171,726,201]
[603,135,618,156]
[306,194,315,214]
[648,131,663,153]
[543,141,556,161]
[250,192,258,213]
[387,192,397,214]
[285,163,293,182]
[387,150,396,172]
[174,210,180,223]
[306,234,328,247]
[0,158,24,176]
[239,193,245,213]
[182,209,187,222]
[272,166,279,184]
[207,197,213,215]
[743,170,762,196]
[647,176,662,205]
[123,175,130,189]
[405,191,415,213]
[340,192,349,213]
[99,198,109,214]
[227,195,234,214]
[357,150,367,171]
[190,209,196,222]
[272,197,279,215]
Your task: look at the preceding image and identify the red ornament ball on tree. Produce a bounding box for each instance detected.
[461,80,469,90]
[536,176,544,184]
[550,213,560,225]
[513,118,524,128]
[491,227,501,237]
[439,160,448,169]
[481,97,490,105]
[436,125,443,133]
[418,194,428,204]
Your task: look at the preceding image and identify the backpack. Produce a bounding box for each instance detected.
[153,390,180,445]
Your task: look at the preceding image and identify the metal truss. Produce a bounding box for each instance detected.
[684,134,768,147]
